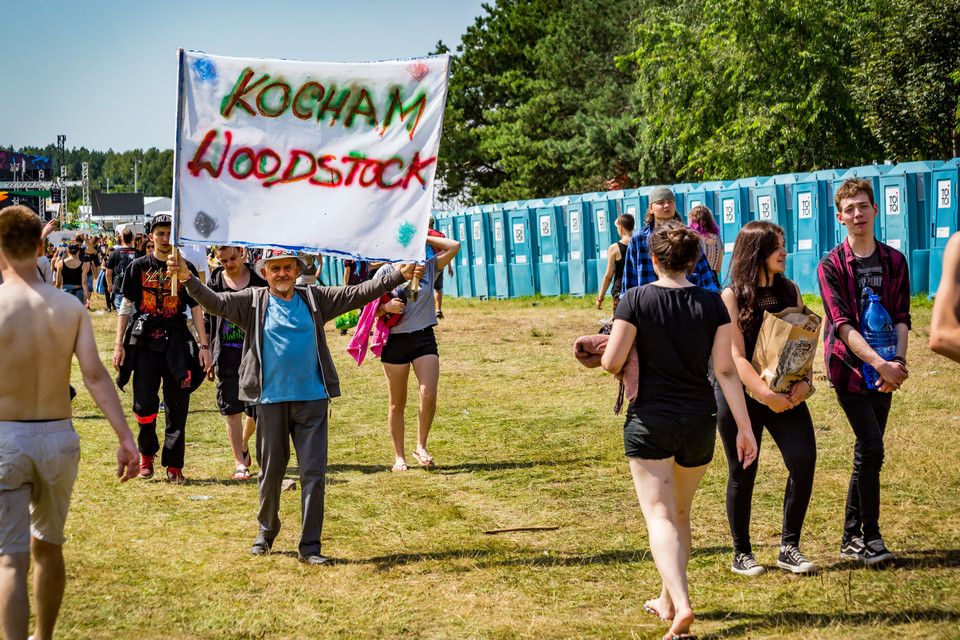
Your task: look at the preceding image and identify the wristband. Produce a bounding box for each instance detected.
[892,356,906,366]
[199,345,208,350]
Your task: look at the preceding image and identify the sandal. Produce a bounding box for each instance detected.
[242,447,251,467]
[233,466,250,480]
[392,462,408,472]
[411,450,435,467]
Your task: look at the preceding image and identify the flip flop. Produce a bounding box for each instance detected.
[233,466,250,480]
[644,603,668,621]
[392,462,408,472]
[663,633,697,640]
[242,448,252,467]
[411,450,435,467]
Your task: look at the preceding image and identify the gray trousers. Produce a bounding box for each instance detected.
[254,399,329,557]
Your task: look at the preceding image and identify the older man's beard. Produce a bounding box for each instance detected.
[271,277,294,293]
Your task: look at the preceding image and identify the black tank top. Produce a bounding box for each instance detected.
[612,241,628,297]
[739,275,797,361]
[61,261,83,286]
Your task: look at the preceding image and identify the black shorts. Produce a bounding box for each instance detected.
[381,326,439,365]
[623,410,716,467]
[434,271,444,291]
[215,347,246,416]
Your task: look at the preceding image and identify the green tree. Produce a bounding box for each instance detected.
[853,0,960,160]
[434,0,641,206]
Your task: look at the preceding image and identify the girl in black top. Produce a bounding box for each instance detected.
[596,213,635,313]
[56,243,90,306]
[602,221,756,640]
[718,221,819,576]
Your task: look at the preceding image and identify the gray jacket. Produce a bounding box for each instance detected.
[184,270,405,403]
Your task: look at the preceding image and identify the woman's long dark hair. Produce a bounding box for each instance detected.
[728,221,786,335]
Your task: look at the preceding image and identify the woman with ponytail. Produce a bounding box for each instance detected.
[602,221,756,640]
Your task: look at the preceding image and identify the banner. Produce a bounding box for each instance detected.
[173,50,450,263]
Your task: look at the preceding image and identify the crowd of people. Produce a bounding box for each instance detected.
[1,179,959,638]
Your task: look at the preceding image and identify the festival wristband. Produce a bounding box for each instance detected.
[199,345,208,350]
[892,356,906,366]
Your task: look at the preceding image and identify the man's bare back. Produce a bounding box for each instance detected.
[0,278,84,420]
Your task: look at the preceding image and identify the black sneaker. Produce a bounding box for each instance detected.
[862,538,894,566]
[777,545,818,574]
[250,534,274,556]
[731,552,766,576]
[298,553,333,566]
[840,536,866,560]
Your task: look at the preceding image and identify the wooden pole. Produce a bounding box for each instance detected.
[170,246,179,297]
[483,526,559,535]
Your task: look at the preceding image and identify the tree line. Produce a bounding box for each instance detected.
[8,0,959,211]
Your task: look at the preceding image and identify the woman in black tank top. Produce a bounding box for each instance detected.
[596,213,636,312]
[717,221,819,576]
[56,243,90,306]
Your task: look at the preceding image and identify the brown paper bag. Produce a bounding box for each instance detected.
[747,305,822,400]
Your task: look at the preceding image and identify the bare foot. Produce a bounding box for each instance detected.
[644,597,675,622]
[664,604,694,639]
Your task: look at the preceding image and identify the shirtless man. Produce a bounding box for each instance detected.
[0,205,139,640]
[930,232,960,363]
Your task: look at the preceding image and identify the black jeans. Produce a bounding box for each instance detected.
[716,386,817,554]
[834,388,892,542]
[132,346,193,469]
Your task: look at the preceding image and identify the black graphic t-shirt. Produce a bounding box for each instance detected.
[207,263,267,353]
[122,254,199,342]
[854,249,883,314]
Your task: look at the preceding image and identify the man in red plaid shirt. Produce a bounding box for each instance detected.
[817,178,910,567]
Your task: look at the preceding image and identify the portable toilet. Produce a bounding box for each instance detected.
[453,211,475,298]
[716,179,756,283]
[490,202,517,299]
[435,216,460,297]
[508,202,539,296]
[560,194,593,296]
[754,173,808,252]
[684,181,732,218]
[791,170,839,294]
[534,198,565,296]
[465,205,494,299]
[930,158,960,296]
[591,191,622,298]
[672,183,701,218]
[831,165,893,246]
[619,188,644,222]
[879,160,943,293]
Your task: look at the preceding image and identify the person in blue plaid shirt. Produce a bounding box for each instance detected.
[621,186,720,293]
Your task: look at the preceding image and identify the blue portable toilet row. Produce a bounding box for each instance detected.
[429,158,959,298]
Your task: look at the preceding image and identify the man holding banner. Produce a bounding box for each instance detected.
[168,249,422,564]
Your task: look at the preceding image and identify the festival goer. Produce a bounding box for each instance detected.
[621,186,719,293]
[168,248,421,564]
[375,235,460,471]
[688,205,722,283]
[112,214,211,484]
[718,221,818,576]
[0,205,139,640]
[205,245,266,479]
[930,232,960,363]
[601,221,756,640]
[82,235,101,294]
[596,213,635,313]
[105,228,141,311]
[818,178,910,566]
[55,243,89,306]
[427,217,453,319]
[144,239,155,254]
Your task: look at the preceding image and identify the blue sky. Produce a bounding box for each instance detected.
[2,0,486,153]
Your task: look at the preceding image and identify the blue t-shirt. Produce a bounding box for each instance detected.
[259,293,327,404]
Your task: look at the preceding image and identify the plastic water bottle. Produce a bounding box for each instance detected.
[860,288,897,389]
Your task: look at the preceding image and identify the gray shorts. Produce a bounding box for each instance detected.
[0,419,80,553]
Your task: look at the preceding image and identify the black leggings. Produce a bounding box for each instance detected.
[715,386,817,554]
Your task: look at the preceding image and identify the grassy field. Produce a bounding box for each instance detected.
[50,292,960,639]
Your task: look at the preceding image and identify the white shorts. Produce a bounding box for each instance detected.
[0,419,80,553]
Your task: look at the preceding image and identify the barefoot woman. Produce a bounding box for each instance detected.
[601,221,756,640]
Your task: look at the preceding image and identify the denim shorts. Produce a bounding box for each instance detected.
[623,410,717,468]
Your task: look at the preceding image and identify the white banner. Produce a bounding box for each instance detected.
[173,50,450,263]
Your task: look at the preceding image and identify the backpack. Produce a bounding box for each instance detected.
[112,248,139,293]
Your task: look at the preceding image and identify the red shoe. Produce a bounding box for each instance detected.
[166,467,185,484]
[139,455,155,479]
